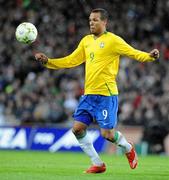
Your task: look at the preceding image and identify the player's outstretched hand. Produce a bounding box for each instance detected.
[149,49,159,59]
[35,53,48,64]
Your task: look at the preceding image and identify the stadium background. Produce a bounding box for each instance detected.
[0,0,169,155]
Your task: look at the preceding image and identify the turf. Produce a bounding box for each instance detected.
[0,150,168,180]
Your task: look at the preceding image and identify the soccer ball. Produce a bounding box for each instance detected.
[15,22,38,44]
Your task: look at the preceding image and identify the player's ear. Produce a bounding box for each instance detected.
[103,19,107,26]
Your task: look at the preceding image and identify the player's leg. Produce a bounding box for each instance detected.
[96,95,138,169]
[100,128,138,169]
[72,121,106,173]
[72,95,106,173]
[101,129,132,152]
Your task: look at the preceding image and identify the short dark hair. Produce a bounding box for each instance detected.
[91,8,108,20]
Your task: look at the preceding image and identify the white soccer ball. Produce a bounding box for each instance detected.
[15,22,38,44]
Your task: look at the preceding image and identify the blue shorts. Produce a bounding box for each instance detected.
[73,95,118,129]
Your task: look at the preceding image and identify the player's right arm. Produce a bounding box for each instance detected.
[35,39,85,69]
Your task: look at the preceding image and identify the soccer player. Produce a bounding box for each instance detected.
[35,8,159,173]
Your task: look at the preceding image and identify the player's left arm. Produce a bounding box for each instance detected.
[114,36,159,62]
[149,49,159,59]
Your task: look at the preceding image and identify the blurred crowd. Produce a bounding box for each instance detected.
[0,0,169,144]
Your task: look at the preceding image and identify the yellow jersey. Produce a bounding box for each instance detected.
[44,32,155,96]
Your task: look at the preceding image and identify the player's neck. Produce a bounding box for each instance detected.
[93,30,107,39]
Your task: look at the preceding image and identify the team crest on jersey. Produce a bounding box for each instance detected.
[100,42,105,48]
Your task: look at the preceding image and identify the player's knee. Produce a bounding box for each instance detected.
[101,130,115,140]
[101,131,109,139]
[72,127,85,137]
[72,121,87,137]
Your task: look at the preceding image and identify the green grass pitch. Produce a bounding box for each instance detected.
[0,150,169,180]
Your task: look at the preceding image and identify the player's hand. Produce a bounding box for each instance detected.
[149,49,159,59]
[35,53,48,64]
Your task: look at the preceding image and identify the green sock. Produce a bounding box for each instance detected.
[113,131,132,152]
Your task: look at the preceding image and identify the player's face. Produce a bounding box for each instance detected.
[89,12,107,36]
